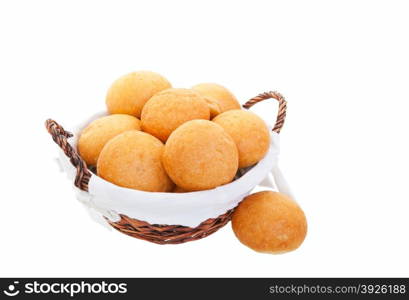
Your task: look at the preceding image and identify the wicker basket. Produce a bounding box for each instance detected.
[45,91,287,244]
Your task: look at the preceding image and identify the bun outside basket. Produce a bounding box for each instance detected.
[45,91,287,244]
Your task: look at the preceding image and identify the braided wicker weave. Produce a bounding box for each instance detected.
[45,91,287,244]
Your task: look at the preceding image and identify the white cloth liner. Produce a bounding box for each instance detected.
[56,112,294,228]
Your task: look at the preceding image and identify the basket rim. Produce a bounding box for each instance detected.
[69,110,279,198]
[46,91,287,193]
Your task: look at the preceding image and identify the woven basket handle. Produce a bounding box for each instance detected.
[242,91,287,133]
[45,119,91,192]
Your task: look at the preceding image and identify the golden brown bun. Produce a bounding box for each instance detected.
[232,191,307,254]
[97,130,174,192]
[106,71,171,117]
[192,83,241,114]
[213,110,270,168]
[78,114,141,166]
[141,88,210,142]
[163,120,239,191]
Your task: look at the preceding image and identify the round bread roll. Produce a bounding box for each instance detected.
[106,71,171,117]
[213,110,270,168]
[232,191,307,254]
[97,130,174,192]
[141,88,210,142]
[78,114,141,166]
[192,83,241,114]
[163,120,239,191]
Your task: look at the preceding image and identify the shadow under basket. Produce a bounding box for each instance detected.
[45,91,287,244]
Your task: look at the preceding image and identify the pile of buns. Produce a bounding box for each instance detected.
[77,70,307,254]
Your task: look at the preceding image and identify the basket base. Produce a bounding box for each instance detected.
[107,208,235,244]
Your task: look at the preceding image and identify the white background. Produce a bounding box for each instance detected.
[0,0,408,277]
